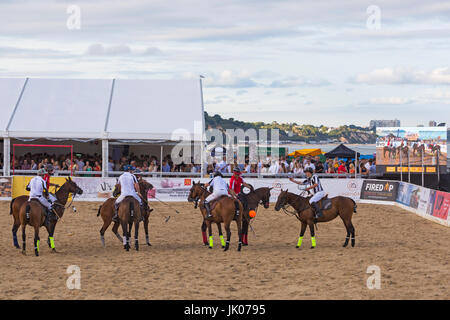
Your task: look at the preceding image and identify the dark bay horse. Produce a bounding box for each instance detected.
[413,143,425,158]
[97,179,153,247]
[240,187,272,246]
[188,183,243,251]
[274,190,357,249]
[117,195,141,251]
[15,177,83,256]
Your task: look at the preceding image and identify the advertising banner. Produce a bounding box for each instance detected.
[360,180,399,201]
[428,190,450,220]
[376,127,447,174]
[12,176,74,199]
[0,177,12,200]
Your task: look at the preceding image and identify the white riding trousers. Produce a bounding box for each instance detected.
[309,191,327,204]
[205,190,229,203]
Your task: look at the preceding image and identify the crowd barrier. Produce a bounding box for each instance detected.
[1,176,449,227]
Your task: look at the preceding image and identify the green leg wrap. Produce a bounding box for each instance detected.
[297,236,303,247]
[220,235,225,247]
[311,236,316,247]
[36,240,40,252]
[49,237,55,249]
[209,236,213,248]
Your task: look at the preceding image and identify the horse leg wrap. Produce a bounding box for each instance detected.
[202,231,207,244]
[297,236,303,247]
[311,236,316,248]
[49,237,55,249]
[35,240,40,252]
[220,235,225,247]
[209,236,213,248]
[123,236,127,245]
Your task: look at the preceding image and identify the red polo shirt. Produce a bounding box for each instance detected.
[43,174,51,190]
[229,175,244,194]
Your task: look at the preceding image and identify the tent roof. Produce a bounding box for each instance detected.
[288,148,322,157]
[0,78,204,142]
[325,144,360,158]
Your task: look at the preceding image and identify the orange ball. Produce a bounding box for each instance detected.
[249,210,257,218]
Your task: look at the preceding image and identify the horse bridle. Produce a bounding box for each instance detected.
[51,184,81,217]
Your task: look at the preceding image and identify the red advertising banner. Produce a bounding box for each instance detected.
[431,191,450,220]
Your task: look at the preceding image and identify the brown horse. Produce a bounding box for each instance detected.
[274,190,357,249]
[97,179,153,247]
[383,146,394,159]
[396,145,409,162]
[188,182,243,251]
[413,143,425,158]
[431,144,441,156]
[16,177,83,256]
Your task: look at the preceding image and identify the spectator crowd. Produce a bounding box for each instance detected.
[0,152,376,177]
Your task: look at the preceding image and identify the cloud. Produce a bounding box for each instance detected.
[85,43,132,56]
[369,97,415,105]
[269,76,330,88]
[351,67,450,85]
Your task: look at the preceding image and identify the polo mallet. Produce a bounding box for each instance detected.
[151,196,180,223]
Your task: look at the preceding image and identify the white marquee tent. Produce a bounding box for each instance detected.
[0,78,205,176]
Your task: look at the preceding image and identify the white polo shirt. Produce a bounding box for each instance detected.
[29,176,46,198]
[118,172,138,196]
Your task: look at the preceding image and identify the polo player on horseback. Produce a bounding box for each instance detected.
[28,168,57,222]
[229,167,253,212]
[133,168,152,216]
[112,165,142,222]
[203,171,239,220]
[44,164,60,207]
[289,167,326,219]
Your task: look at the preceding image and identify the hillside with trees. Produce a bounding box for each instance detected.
[204,112,377,144]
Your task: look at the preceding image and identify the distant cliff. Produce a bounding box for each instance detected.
[204,112,377,144]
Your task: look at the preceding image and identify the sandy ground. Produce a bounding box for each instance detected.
[0,201,448,300]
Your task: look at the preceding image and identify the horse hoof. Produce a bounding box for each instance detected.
[51,249,57,253]
[35,251,39,257]
[147,242,152,246]
[310,246,315,249]
[14,245,21,249]
[221,246,225,249]
[208,246,213,250]
[21,251,26,256]
[223,246,229,252]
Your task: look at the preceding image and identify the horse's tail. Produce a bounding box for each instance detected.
[96,205,102,217]
[350,198,357,213]
[25,203,31,222]
[129,200,135,219]
[10,198,16,215]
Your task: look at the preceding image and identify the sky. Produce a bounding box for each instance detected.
[0,0,450,127]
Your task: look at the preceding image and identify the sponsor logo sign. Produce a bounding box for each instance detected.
[361,180,399,201]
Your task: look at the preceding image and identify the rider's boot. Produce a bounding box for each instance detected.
[311,202,323,219]
[204,202,213,220]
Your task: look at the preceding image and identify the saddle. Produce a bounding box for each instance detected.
[316,195,332,211]
[208,195,229,211]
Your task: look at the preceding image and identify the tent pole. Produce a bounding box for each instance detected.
[3,137,10,176]
[160,145,163,178]
[421,150,424,187]
[200,142,205,178]
[400,145,403,182]
[102,139,108,178]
